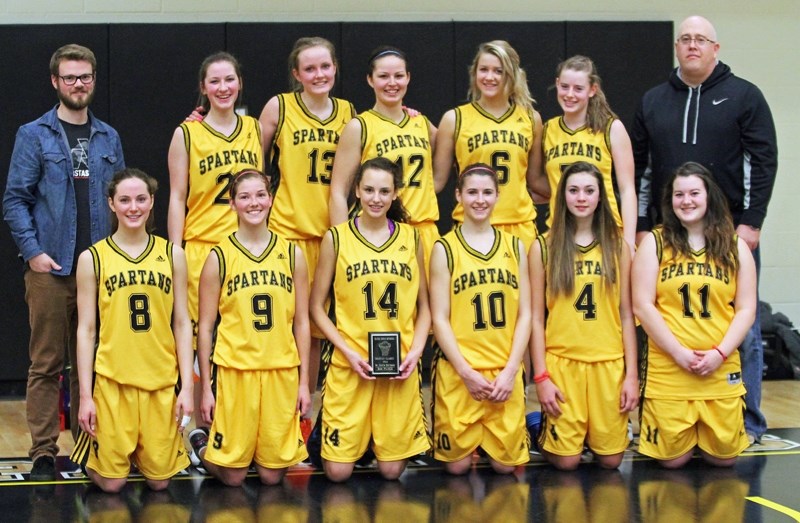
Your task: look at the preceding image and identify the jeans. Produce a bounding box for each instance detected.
[740,245,767,439]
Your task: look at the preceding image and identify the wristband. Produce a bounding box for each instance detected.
[712,345,727,361]
[533,370,550,384]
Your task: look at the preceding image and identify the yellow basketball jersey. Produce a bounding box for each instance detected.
[451,102,536,225]
[211,232,299,370]
[437,226,521,370]
[330,220,420,367]
[269,93,356,240]
[90,235,178,390]
[180,115,262,243]
[358,110,438,225]
[644,229,745,399]
[543,116,622,227]
[538,235,623,362]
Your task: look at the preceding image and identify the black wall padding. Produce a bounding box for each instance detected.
[0,21,671,386]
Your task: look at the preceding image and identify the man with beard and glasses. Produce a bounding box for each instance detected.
[3,44,125,481]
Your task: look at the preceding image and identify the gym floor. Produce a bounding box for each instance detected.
[1,382,799,522]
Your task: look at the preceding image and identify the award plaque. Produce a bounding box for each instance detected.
[368,332,401,377]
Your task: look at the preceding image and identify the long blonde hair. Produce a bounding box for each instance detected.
[546,162,621,296]
[468,40,535,115]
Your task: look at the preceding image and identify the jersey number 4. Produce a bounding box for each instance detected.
[573,283,598,320]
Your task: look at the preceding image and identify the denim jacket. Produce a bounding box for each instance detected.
[3,105,125,276]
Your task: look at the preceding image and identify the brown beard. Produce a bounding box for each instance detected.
[57,87,95,111]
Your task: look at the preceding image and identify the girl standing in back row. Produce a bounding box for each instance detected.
[329,46,441,273]
[542,55,636,249]
[168,52,263,346]
[434,40,548,251]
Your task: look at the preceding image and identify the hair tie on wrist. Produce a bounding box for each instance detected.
[712,345,727,361]
[533,370,550,384]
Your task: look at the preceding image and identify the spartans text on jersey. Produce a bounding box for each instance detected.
[453,268,518,295]
[660,261,730,284]
[545,141,603,163]
[467,130,530,154]
[104,270,172,297]
[345,259,413,282]
[375,134,431,156]
[226,269,293,295]
[198,149,260,175]
[293,128,341,145]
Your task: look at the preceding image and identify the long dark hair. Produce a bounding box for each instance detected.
[354,157,409,223]
[547,161,620,296]
[660,162,738,273]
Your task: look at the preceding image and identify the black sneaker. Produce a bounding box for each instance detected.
[189,428,209,462]
[30,456,56,481]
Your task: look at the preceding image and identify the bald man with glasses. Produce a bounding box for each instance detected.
[631,15,778,447]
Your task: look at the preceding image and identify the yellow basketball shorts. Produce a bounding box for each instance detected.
[78,374,189,480]
[432,359,528,466]
[320,362,430,463]
[539,353,630,456]
[638,395,748,460]
[203,365,308,469]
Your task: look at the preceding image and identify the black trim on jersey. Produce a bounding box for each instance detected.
[435,236,454,274]
[89,244,101,285]
[347,218,401,253]
[536,234,548,267]
[275,94,288,141]
[104,234,157,264]
[363,108,411,128]
[653,228,663,263]
[454,224,501,261]
[470,101,517,124]
[293,92,344,126]
[288,240,295,274]
[201,114,244,142]
[577,239,600,254]
[228,231,279,261]
[212,245,226,286]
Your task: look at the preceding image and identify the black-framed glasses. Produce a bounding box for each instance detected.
[676,35,716,47]
[58,73,95,86]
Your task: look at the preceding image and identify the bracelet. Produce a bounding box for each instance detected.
[533,370,550,384]
[712,345,727,361]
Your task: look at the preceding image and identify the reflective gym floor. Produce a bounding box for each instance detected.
[1,382,799,522]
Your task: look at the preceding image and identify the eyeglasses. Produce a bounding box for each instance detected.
[676,35,716,47]
[58,74,95,86]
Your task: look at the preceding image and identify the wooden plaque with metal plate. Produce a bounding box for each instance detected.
[368,331,401,377]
